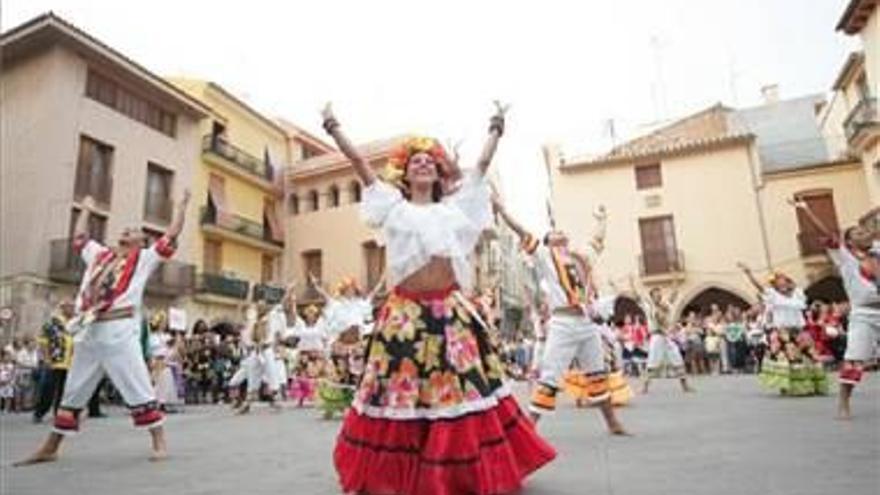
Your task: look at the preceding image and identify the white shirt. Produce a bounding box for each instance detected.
[528,244,599,313]
[827,243,880,316]
[762,287,806,329]
[16,348,38,368]
[324,297,373,337]
[76,239,171,321]
[360,169,491,291]
[292,319,327,352]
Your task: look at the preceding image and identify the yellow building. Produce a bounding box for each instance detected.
[545,93,871,319]
[835,0,880,211]
[168,79,296,321]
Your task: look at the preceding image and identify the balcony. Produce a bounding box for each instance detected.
[48,239,195,296]
[200,206,283,251]
[198,272,250,300]
[843,97,880,149]
[202,135,276,188]
[253,283,285,304]
[638,250,685,279]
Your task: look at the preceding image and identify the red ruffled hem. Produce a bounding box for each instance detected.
[334,395,556,495]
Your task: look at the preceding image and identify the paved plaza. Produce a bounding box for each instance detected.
[2,375,879,495]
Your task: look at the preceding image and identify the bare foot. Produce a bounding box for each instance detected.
[235,403,251,415]
[608,425,633,436]
[149,449,169,462]
[13,451,58,467]
[683,386,696,393]
[836,407,852,421]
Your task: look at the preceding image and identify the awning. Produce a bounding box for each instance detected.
[208,174,231,226]
[264,199,284,243]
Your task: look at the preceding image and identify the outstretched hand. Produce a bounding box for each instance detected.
[594,204,607,220]
[321,102,335,122]
[492,100,511,118]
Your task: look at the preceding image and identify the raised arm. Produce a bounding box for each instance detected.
[475,101,509,176]
[73,196,96,243]
[788,197,834,240]
[367,270,386,300]
[308,273,333,302]
[164,189,191,241]
[737,262,764,293]
[321,103,376,185]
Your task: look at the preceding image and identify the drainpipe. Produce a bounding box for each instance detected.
[746,139,773,270]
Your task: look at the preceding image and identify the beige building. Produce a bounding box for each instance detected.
[283,137,399,302]
[834,0,880,211]
[545,93,871,320]
[0,14,209,337]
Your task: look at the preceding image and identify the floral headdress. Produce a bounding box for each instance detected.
[334,276,360,297]
[382,136,449,190]
[766,271,791,285]
[303,305,321,318]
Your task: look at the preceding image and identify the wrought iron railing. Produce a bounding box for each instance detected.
[253,283,285,304]
[202,135,274,182]
[843,97,878,142]
[198,272,250,300]
[638,249,685,276]
[200,206,282,247]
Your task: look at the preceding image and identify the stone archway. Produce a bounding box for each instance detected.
[678,286,751,320]
[612,296,645,326]
[805,275,846,303]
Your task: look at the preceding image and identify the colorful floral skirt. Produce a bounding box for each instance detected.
[334,286,556,495]
[758,328,828,396]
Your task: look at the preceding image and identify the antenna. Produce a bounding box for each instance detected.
[650,35,668,121]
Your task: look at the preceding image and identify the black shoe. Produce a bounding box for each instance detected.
[32,415,44,424]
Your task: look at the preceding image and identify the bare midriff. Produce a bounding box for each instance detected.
[396,257,457,293]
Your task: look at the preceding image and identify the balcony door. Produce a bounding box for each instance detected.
[795,190,839,256]
[639,215,678,275]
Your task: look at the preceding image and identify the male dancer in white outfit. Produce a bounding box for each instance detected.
[17,191,190,465]
[631,276,694,394]
[792,200,879,418]
[494,198,627,434]
[235,285,296,414]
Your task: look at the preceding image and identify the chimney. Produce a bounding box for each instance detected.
[761,84,780,105]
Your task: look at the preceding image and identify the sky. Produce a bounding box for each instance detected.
[1,0,858,231]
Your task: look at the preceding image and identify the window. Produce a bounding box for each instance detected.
[261,255,277,283]
[144,163,174,224]
[363,241,386,290]
[638,215,680,275]
[302,250,322,281]
[634,163,662,190]
[203,239,222,274]
[307,190,319,212]
[69,208,106,243]
[328,185,340,208]
[74,136,114,206]
[287,193,300,215]
[350,181,362,203]
[263,199,284,243]
[795,190,839,256]
[85,70,177,137]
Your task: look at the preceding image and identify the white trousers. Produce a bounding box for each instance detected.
[229,348,282,394]
[844,310,880,362]
[61,318,156,411]
[645,333,685,378]
[538,314,607,388]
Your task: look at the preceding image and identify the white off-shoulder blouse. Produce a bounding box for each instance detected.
[359,169,492,291]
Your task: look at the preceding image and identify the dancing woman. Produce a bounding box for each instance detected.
[791,199,878,417]
[738,262,828,396]
[321,102,555,495]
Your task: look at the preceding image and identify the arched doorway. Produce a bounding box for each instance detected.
[613,296,645,326]
[679,287,750,319]
[805,276,846,303]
